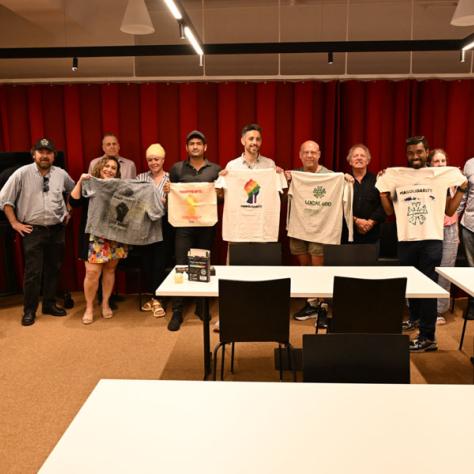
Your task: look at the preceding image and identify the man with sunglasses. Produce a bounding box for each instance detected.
[0,138,75,326]
[377,136,467,352]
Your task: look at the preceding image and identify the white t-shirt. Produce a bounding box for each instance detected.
[215,168,285,242]
[376,166,465,241]
[287,171,354,244]
[168,182,217,227]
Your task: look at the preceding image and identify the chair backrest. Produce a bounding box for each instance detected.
[330,276,406,334]
[303,333,410,383]
[323,243,378,266]
[378,220,400,265]
[228,242,282,266]
[218,278,290,343]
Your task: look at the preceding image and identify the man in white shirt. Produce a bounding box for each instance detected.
[378,136,467,352]
[88,133,137,179]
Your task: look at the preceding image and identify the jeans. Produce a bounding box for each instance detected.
[398,240,442,340]
[172,226,215,313]
[22,224,65,313]
[437,224,459,314]
[461,225,474,318]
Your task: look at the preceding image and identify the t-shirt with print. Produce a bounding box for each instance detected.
[82,177,165,245]
[287,171,354,244]
[376,166,465,241]
[215,168,285,242]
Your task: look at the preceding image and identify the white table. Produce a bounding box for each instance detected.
[39,379,474,474]
[157,266,448,378]
[435,267,474,297]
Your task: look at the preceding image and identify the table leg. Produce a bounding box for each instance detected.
[201,297,212,380]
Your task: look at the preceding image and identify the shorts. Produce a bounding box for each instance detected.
[88,235,128,263]
[289,237,324,257]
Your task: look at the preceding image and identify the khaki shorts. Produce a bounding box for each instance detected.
[289,237,324,257]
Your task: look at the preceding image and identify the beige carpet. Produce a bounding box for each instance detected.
[0,293,473,473]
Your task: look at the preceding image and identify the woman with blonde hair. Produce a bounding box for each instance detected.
[69,156,128,324]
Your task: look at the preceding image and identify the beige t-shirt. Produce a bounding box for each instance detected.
[287,171,354,244]
[215,168,285,242]
[168,182,218,227]
[376,166,465,241]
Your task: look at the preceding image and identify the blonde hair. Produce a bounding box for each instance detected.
[92,156,121,178]
[346,143,371,163]
[146,143,165,158]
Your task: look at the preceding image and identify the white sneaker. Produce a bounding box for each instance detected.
[436,316,447,325]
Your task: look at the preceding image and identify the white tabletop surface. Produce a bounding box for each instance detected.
[435,267,474,297]
[157,265,449,299]
[39,379,474,474]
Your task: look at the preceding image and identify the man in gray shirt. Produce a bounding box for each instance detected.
[88,133,137,179]
[0,138,75,326]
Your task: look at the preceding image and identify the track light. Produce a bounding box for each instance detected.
[72,56,78,72]
[163,0,183,20]
[460,49,466,62]
[328,51,334,64]
[179,22,185,40]
[184,26,204,56]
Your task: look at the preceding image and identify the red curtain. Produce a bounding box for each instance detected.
[1,79,474,291]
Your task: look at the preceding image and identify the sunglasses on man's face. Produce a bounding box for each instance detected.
[42,176,49,193]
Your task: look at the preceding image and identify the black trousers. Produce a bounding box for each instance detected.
[172,226,215,313]
[398,240,442,340]
[22,224,65,313]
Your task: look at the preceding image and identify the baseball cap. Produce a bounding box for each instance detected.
[33,138,56,152]
[186,130,206,144]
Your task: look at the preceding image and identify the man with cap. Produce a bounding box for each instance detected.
[88,133,136,179]
[164,130,221,331]
[0,138,75,326]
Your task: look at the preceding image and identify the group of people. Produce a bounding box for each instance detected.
[0,126,473,354]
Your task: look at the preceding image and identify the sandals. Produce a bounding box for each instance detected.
[102,307,114,319]
[141,299,154,311]
[151,300,166,318]
[82,311,94,325]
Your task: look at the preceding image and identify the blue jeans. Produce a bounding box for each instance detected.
[461,226,474,318]
[398,240,442,340]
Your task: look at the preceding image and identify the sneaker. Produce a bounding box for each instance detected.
[167,312,183,332]
[436,315,447,325]
[409,337,438,352]
[402,319,419,331]
[293,302,318,321]
[316,303,328,329]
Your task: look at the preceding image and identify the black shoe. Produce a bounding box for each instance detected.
[409,337,438,352]
[63,292,74,309]
[293,302,318,321]
[402,319,419,331]
[316,303,328,329]
[168,312,183,331]
[21,311,36,326]
[42,304,67,317]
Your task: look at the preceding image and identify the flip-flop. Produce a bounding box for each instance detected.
[141,300,154,311]
[82,311,94,325]
[151,301,166,318]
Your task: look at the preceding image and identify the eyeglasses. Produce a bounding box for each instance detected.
[405,136,425,146]
[42,176,49,193]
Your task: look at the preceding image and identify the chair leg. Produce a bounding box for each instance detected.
[212,343,223,381]
[286,343,296,382]
[230,342,235,374]
[459,318,468,351]
[278,343,283,381]
[221,343,226,381]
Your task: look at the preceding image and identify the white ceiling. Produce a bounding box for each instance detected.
[0,0,473,81]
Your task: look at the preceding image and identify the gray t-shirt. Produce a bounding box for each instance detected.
[82,178,164,245]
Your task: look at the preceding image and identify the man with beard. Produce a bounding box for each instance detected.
[0,138,75,326]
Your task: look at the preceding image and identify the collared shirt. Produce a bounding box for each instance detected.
[352,171,386,242]
[169,159,221,183]
[226,154,276,170]
[0,163,75,225]
[458,157,474,232]
[135,171,169,200]
[88,155,137,179]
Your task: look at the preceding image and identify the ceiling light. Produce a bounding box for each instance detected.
[451,0,474,26]
[163,0,183,20]
[184,26,204,56]
[120,0,155,35]
[72,57,78,71]
[179,22,185,40]
[328,52,334,64]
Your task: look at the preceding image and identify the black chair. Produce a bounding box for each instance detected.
[302,333,410,383]
[213,278,295,381]
[228,242,282,265]
[329,276,407,334]
[323,243,378,266]
[378,220,400,266]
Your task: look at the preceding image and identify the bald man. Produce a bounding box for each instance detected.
[286,140,332,323]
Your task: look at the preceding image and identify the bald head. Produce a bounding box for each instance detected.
[299,140,321,172]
